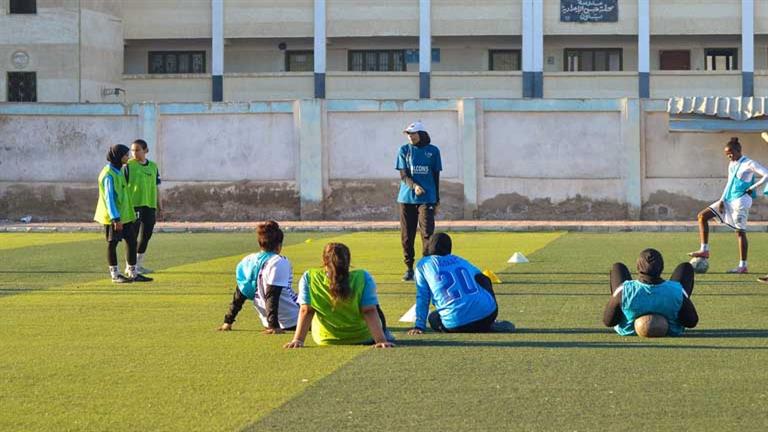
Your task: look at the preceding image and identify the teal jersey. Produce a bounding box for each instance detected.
[723,156,756,202]
[235,251,277,300]
[395,143,442,204]
[615,279,685,336]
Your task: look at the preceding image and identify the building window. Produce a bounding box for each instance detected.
[148,51,206,74]
[489,50,521,71]
[659,50,691,70]
[285,50,314,72]
[7,72,37,102]
[10,0,36,14]
[348,50,406,72]
[565,49,622,71]
[705,48,737,71]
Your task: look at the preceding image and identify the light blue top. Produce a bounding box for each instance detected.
[722,156,756,202]
[615,279,685,336]
[414,254,497,330]
[102,166,121,220]
[235,251,277,300]
[298,270,378,307]
[395,143,442,204]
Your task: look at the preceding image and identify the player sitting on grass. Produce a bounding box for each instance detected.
[218,221,299,334]
[603,248,699,337]
[408,233,515,335]
[284,242,394,348]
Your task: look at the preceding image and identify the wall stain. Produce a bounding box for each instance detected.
[0,184,95,222]
[325,180,464,220]
[479,193,629,220]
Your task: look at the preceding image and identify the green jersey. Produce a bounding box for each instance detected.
[94,165,136,225]
[125,159,160,208]
[301,269,376,345]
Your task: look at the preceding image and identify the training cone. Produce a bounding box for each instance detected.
[399,304,417,323]
[507,252,529,264]
[304,238,313,243]
[483,269,502,283]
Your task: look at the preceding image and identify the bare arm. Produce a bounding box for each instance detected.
[284,304,314,348]
[361,305,394,348]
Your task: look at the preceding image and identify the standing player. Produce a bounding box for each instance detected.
[396,121,442,281]
[125,139,161,274]
[94,144,152,283]
[218,221,299,333]
[407,233,514,334]
[688,137,768,273]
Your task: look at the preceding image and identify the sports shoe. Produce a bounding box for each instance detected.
[112,274,133,284]
[135,265,153,274]
[130,273,154,282]
[757,275,768,284]
[490,320,516,333]
[401,269,414,281]
[726,266,748,274]
[688,250,710,259]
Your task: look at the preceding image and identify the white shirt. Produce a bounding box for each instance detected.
[252,255,299,329]
[718,156,768,209]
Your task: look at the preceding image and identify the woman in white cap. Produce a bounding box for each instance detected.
[395,121,442,281]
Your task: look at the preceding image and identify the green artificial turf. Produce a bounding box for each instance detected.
[1,231,767,431]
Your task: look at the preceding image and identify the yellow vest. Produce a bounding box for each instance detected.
[94,165,136,225]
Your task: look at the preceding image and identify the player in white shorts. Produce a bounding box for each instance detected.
[689,137,768,274]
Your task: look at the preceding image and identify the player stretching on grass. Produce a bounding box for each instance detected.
[408,233,514,335]
[125,139,161,274]
[688,137,768,274]
[218,221,299,333]
[284,242,394,348]
[604,248,698,336]
[94,144,152,283]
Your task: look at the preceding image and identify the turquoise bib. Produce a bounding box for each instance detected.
[235,251,276,300]
[723,157,756,202]
[615,280,685,336]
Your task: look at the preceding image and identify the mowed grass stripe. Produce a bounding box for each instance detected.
[0,233,102,251]
[251,232,768,431]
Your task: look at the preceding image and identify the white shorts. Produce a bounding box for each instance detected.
[709,199,750,231]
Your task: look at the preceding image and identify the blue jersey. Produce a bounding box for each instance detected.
[395,143,442,204]
[414,254,497,330]
[615,279,686,336]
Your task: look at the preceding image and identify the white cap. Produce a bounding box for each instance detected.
[403,121,426,133]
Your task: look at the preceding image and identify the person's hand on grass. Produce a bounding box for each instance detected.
[372,342,395,348]
[217,323,232,331]
[407,328,424,335]
[262,328,284,335]
[284,340,304,349]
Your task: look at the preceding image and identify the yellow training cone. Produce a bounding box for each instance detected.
[483,269,502,284]
[304,238,313,243]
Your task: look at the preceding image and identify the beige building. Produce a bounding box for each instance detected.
[2,0,768,102]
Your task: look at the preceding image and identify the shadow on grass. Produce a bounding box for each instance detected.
[684,328,768,338]
[395,339,768,350]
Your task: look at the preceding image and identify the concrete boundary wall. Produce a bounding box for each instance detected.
[3,98,768,222]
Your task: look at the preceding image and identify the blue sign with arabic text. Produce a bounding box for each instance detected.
[561,0,618,23]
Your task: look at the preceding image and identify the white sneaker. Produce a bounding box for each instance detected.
[136,265,153,274]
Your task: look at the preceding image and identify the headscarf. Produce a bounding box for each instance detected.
[106,144,130,169]
[636,248,664,285]
[426,232,452,256]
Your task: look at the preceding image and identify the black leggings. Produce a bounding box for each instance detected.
[135,207,157,254]
[105,222,138,267]
[428,273,498,333]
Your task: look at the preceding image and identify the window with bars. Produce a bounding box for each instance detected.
[489,50,521,71]
[148,51,206,74]
[7,72,37,102]
[348,50,406,72]
[705,48,738,71]
[285,51,314,72]
[565,49,622,72]
[10,0,36,14]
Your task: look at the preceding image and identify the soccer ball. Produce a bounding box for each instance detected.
[634,314,669,337]
[689,257,709,274]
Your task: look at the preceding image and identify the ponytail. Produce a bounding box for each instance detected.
[323,243,351,302]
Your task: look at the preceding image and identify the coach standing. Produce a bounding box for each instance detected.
[396,121,442,281]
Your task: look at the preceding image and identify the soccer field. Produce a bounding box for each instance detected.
[1,231,767,431]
